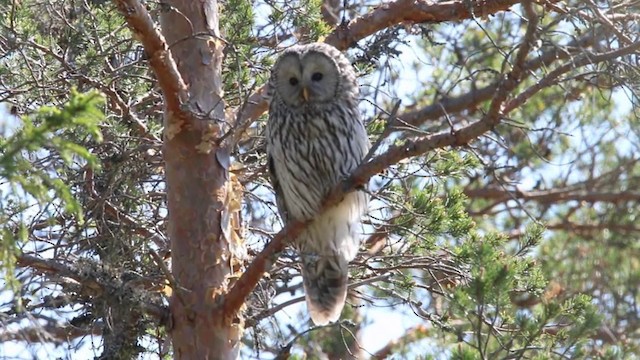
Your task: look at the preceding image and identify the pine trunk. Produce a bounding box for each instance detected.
[160,1,240,358]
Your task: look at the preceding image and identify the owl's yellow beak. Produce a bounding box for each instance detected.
[301,87,309,102]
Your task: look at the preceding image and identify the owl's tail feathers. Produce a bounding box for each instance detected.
[301,254,349,326]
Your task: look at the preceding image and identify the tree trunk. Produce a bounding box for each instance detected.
[159,1,240,358]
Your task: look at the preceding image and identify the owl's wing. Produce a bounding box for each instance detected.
[268,155,289,223]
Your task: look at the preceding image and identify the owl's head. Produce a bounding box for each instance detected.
[269,43,358,108]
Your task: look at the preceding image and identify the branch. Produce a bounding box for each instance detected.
[15,255,102,294]
[112,0,188,118]
[544,0,634,46]
[0,322,103,343]
[23,40,160,142]
[84,167,167,252]
[505,220,640,240]
[373,324,429,359]
[326,0,523,49]
[464,187,640,205]
[395,25,606,130]
[15,254,169,322]
[401,12,640,132]
[504,38,640,113]
[546,221,640,236]
[543,324,619,344]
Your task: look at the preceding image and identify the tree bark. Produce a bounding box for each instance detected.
[159,1,240,358]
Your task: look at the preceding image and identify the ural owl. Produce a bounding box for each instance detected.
[266,42,370,325]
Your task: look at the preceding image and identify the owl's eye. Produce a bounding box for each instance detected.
[311,72,323,81]
[289,77,299,86]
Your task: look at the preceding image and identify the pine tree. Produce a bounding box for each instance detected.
[1,0,639,358]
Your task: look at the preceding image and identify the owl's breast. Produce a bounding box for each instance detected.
[267,103,368,221]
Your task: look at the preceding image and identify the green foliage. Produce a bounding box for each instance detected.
[266,0,331,42]
[389,185,474,254]
[448,227,601,358]
[294,0,332,40]
[387,151,478,253]
[221,0,257,106]
[0,89,103,285]
[0,89,103,216]
[0,222,26,291]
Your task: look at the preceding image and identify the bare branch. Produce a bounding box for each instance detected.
[504,39,640,113]
[326,0,524,49]
[399,29,605,129]
[465,187,640,205]
[0,322,103,343]
[84,167,167,252]
[15,254,169,322]
[23,40,160,142]
[15,255,102,295]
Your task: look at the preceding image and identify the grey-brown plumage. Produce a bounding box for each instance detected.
[266,43,370,325]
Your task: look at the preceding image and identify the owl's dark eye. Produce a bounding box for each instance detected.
[311,72,323,81]
[289,77,299,86]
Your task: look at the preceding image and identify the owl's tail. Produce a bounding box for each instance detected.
[301,254,349,325]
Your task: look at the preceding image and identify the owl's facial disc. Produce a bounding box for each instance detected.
[300,51,340,104]
[274,50,340,107]
[273,54,305,107]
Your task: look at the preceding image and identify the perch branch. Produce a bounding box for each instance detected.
[224,90,525,315]
[223,2,640,317]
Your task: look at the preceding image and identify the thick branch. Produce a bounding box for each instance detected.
[112,0,188,118]
[326,0,522,49]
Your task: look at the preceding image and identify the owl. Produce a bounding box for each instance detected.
[266,42,370,325]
